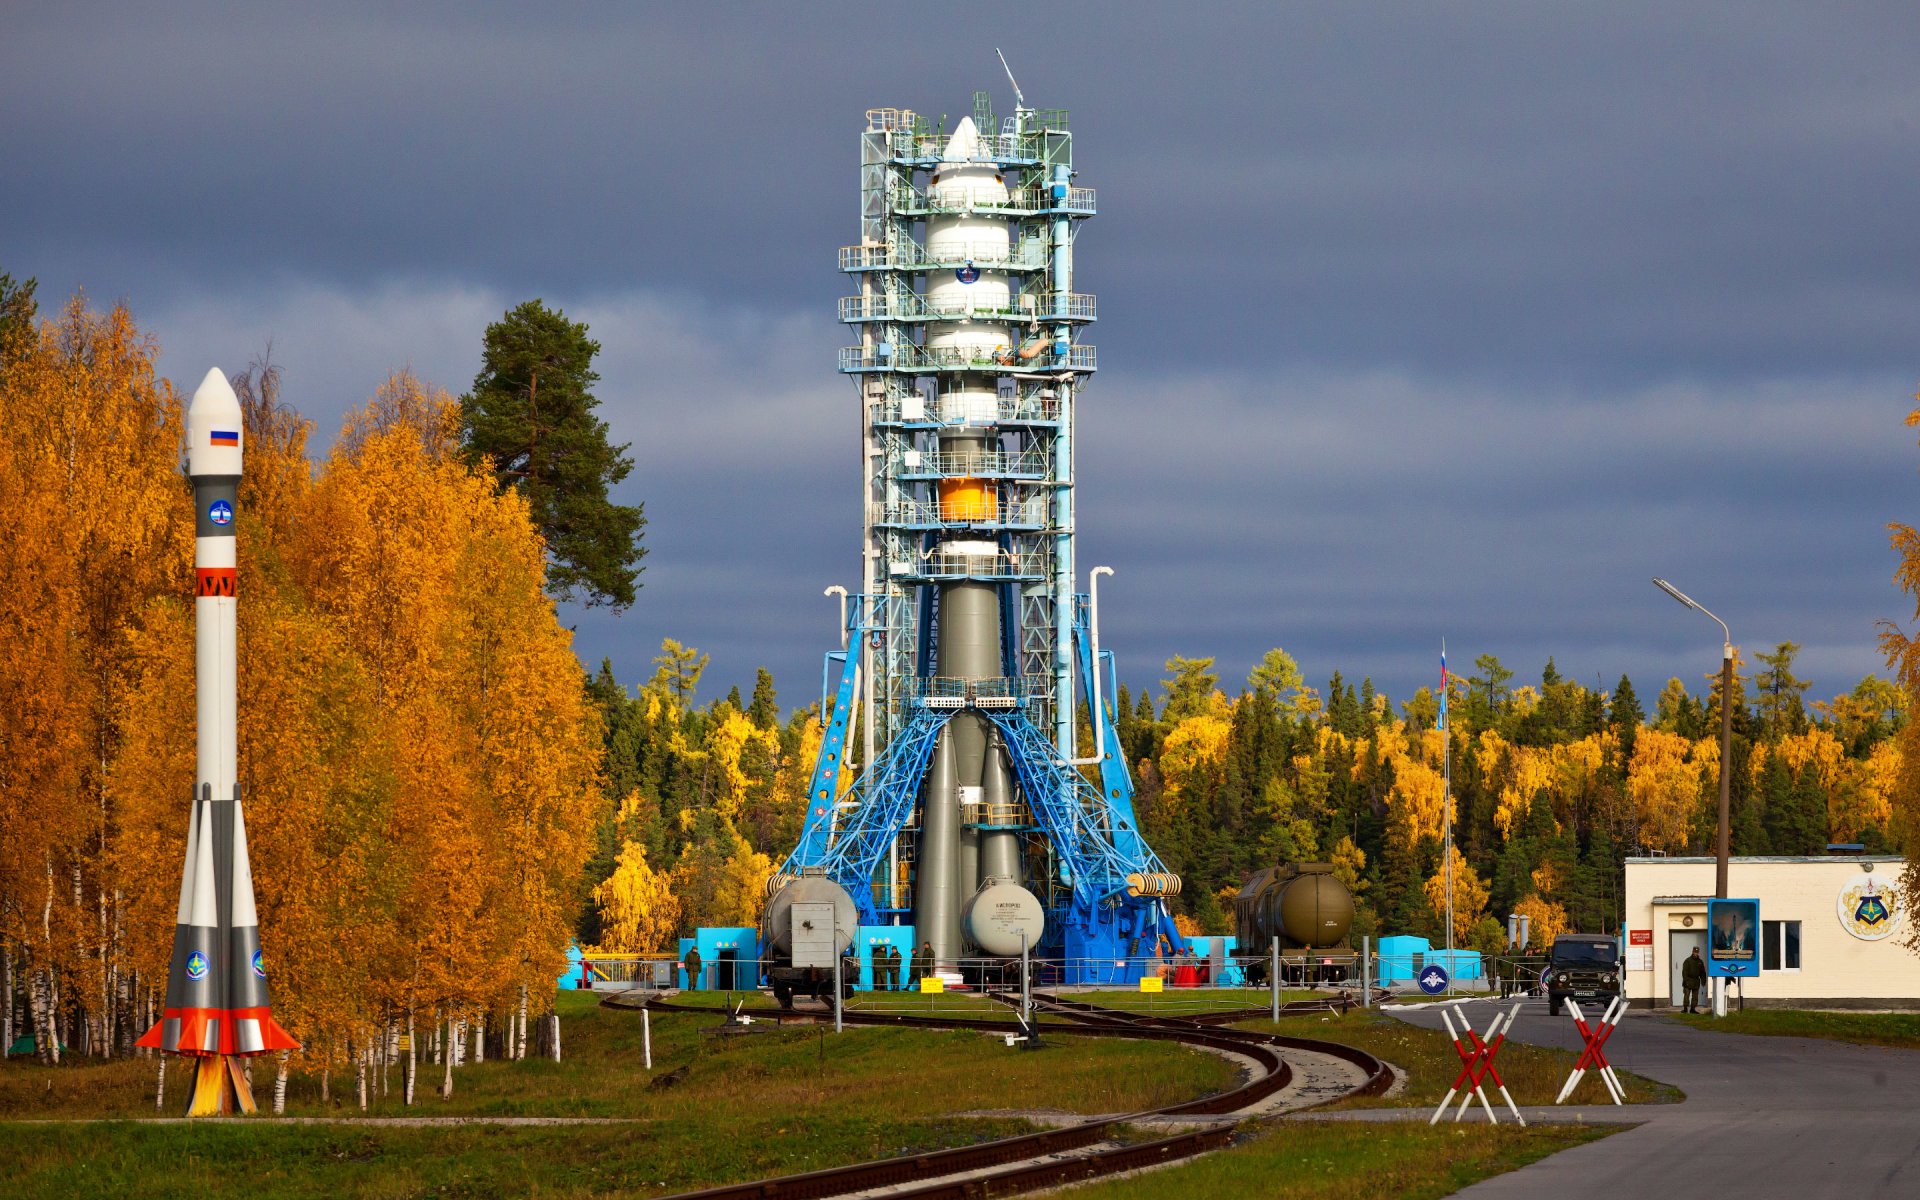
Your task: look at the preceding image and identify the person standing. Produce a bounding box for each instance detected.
[1681,946,1707,1014]
[911,941,933,986]
[683,946,703,992]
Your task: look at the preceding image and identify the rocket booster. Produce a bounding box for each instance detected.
[910,118,1035,968]
[138,368,297,1064]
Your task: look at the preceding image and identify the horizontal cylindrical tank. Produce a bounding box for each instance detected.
[761,875,858,957]
[962,878,1045,957]
[1234,862,1354,951]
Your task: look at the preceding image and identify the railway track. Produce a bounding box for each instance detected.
[619,989,1393,1199]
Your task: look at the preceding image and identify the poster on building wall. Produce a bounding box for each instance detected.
[1707,898,1760,977]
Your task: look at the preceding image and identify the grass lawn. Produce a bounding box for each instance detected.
[1046,1119,1616,1200]
[1229,1008,1681,1108]
[1668,1008,1920,1049]
[0,994,1634,1198]
[0,991,1240,1199]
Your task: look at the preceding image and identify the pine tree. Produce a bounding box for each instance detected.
[1160,655,1219,722]
[1755,641,1812,736]
[0,271,37,382]
[1609,674,1644,762]
[461,300,646,608]
[747,667,779,730]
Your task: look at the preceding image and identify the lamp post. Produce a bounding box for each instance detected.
[1652,577,1735,1018]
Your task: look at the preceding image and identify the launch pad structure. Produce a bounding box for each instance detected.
[769,89,1184,983]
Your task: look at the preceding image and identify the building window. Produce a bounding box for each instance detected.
[1762,920,1801,971]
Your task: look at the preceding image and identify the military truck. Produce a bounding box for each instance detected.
[1543,933,1622,1015]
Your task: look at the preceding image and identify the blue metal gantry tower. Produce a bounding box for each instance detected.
[774,93,1183,981]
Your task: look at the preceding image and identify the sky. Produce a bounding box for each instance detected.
[7,2,1919,712]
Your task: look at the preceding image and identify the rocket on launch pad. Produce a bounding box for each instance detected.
[763,86,1182,993]
[137,368,298,1116]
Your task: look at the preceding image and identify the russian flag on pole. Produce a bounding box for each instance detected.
[1439,643,1448,728]
[211,430,239,447]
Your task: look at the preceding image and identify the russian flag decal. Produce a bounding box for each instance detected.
[211,430,239,446]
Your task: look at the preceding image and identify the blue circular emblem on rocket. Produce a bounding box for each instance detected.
[955,260,980,284]
[186,951,209,981]
[252,949,267,979]
[208,499,233,526]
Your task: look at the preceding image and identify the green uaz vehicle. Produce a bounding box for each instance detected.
[1544,934,1621,1015]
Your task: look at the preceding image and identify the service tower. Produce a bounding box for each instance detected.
[766,88,1181,985]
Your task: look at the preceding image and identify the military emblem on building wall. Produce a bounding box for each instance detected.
[1838,871,1903,941]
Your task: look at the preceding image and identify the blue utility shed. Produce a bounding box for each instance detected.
[1376,935,1431,984]
[1185,935,1246,985]
[1422,948,1484,982]
[858,926,916,991]
[680,927,759,990]
[557,944,587,990]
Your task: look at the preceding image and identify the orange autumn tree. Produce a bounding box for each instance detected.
[0,294,188,1063]
[1882,399,1920,941]
[298,373,605,1079]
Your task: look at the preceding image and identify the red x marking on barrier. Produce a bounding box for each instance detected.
[1431,1003,1527,1125]
[1556,997,1625,1105]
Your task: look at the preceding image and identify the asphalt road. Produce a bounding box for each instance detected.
[1386,998,1920,1198]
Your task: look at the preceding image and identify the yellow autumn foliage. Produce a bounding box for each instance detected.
[1158,700,1233,808]
[1424,848,1489,946]
[593,840,681,954]
[1627,729,1707,852]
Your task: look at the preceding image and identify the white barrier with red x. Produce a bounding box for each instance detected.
[1430,1002,1527,1126]
[1555,996,1625,1105]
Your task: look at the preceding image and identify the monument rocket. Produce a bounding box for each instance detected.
[137,367,297,1115]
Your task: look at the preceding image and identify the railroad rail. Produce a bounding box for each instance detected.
[619,989,1393,1199]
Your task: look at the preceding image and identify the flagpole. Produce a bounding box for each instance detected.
[1442,641,1454,981]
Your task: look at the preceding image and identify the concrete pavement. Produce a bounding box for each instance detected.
[1383,997,1920,1198]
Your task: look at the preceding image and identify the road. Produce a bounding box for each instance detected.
[1386,998,1920,1198]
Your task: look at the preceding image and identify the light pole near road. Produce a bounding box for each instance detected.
[1652,577,1735,1017]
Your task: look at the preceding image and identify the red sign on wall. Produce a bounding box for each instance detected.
[1629,929,1653,946]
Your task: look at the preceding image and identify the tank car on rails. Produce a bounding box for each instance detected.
[760,873,860,1008]
[1234,861,1356,984]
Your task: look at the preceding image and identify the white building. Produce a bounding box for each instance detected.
[1623,855,1918,1009]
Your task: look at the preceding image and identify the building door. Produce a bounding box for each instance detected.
[1669,929,1706,1006]
[716,949,738,991]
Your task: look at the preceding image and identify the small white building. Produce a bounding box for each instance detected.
[1623,855,1917,1009]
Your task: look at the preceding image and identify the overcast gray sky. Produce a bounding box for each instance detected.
[7,2,1917,710]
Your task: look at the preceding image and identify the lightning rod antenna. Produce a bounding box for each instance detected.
[996,48,1028,111]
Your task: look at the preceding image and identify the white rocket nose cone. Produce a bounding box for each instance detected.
[189,367,242,420]
[187,367,244,478]
[940,116,982,164]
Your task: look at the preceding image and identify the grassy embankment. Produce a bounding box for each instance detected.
[1669,1008,1920,1048]
[1230,1008,1681,1108]
[1,990,1237,1199]
[1048,1121,1615,1200]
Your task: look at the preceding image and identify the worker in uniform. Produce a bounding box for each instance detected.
[683,946,702,992]
[911,941,933,986]
[1681,946,1707,1014]
[884,944,901,991]
[876,944,893,991]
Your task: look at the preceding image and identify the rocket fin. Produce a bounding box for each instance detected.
[173,788,201,925]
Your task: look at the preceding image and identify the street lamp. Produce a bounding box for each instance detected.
[1652,577,1735,1018]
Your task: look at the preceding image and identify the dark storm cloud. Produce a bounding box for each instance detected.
[3,3,1915,705]
[12,3,1920,377]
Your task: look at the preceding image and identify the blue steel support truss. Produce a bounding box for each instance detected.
[778,704,950,926]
